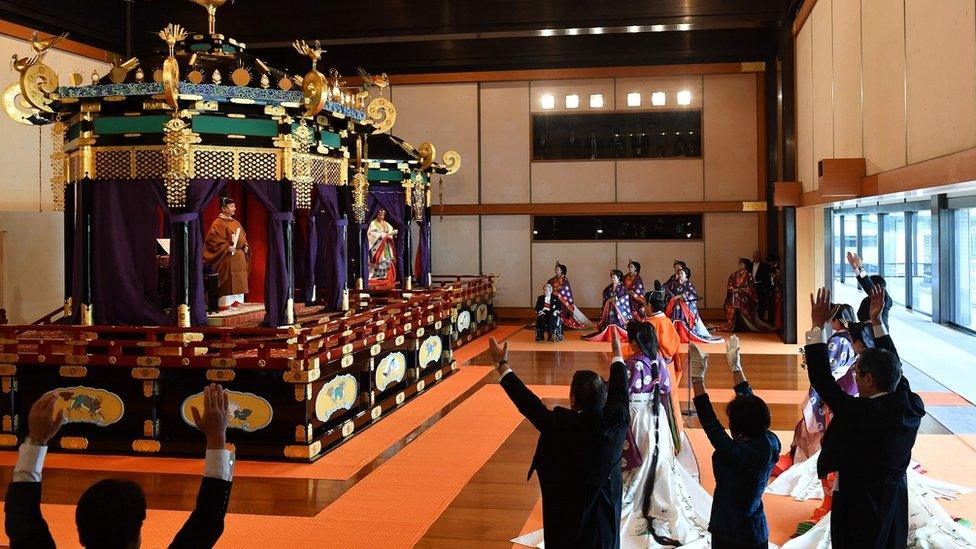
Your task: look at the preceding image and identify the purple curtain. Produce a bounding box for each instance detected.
[243,180,293,327]
[361,187,406,288]
[88,181,168,325]
[313,185,347,310]
[415,219,431,287]
[150,179,227,326]
[293,211,312,305]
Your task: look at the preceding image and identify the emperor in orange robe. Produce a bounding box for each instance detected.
[203,197,250,310]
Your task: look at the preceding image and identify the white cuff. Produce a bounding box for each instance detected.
[805,328,827,345]
[611,356,624,365]
[856,270,867,278]
[13,443,47,483]
[872,323,888,338]
[204,449,235,481]
[498,367,513,380]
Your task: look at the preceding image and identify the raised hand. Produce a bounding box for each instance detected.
[28,391,65,445]
[725,334,742,373]
[869,285,886,324]
[810,287,834,328]
[191,383,230,450]
[488,337,509,365]
[689,343,709,382]
[846,251,863,272]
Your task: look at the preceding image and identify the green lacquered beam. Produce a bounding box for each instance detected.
[192,116,278,137]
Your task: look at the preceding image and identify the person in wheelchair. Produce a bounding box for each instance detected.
[535,283,563,342]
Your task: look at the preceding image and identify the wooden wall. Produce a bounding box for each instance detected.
[393,68,765,310]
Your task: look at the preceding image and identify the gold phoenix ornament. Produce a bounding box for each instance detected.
[10,31,67,115]
[162,112,202,208]
[292,39,326,118]
[158,24,188,110]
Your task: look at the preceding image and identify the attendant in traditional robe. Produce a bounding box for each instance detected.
[769,305,857,535]
[718,258,769,332]
[642,281,680,364]
[547,262,592,329]
[203,197,249,311]
[663,261,722,344]
[367,209,398,289]
[583,269,632,342]
[623,260,646,321]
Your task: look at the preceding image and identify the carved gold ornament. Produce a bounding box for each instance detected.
[442,150,461,175]
[50,122,67,211]
[162,113,202,207]
[351,171,368,224]
[190,0,228,35]
[2,83,40,125]
[411,173,426,221]
[19,63,58,113]
[158,24,187,110]
[357,68,389,97]
[418,142,435,171]
[366,97,396,134]
[293,40,326,118]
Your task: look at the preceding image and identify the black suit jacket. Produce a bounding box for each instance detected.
[4,476,232,549]
[753,262,772,288]
[535,295,563,314]
[500,361,629,549]
[807,332,924,547]
[856,275,893,329]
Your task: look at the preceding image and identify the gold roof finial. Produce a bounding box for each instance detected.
[158,24,187,57]
[292,39,324,71]
[189,0,229,35]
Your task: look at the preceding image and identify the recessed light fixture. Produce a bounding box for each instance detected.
[596,229,604,234]
[567,28,579,36]
[626,92,641,107]
[651,91,666,106]
[589,93,604,108]
[532,230,539,235]
[676,90,692,106]
[541,94,555,110]
[565,94,580,109]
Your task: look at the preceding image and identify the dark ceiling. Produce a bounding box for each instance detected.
[0,0,789,74]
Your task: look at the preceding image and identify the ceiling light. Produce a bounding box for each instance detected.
[565,94,579,109]
[676,23,691,31]
[627,25,640,33]
[650,24,666,32]
[541,94,555,110]
[626,92,641,107]
[591,27,604,34]
[567,28,579,36]
[540,28,555,37]
[676,90,692,106]
[651,91,666,106]
[589,94,604,108]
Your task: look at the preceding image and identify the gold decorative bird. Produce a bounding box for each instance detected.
[30,31,68,54]
[10,53,37,72]
[357,68,389,94]
[292,39,324,70]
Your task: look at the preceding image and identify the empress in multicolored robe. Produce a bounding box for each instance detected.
[662,275,722,344]
[719,269,768,332]
[547,273,592,329]
[583,282,633,342]
[623,272,646,321]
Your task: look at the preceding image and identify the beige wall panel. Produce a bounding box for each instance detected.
[480,82,531,204]
[796,23,815,191]
[905,0,976,164]
[703,74,758,201]
[615,241,706,299]
[390,84,479,204]
[795,206,825,342]
[831,0,863,158]
[532,242,616,308]
[0,35,104,212]
[530,79,615,113]
[703,213,759,309]
[862,0,907,175]
[0,212,64,323]
[431,215,480,276]
[616,159,704,202]
[614,76,703,110]
[811,0,835,171]
[531,161,615,203]
[481,215,531,307]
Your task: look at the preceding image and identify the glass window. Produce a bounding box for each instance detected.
[861,214,880,276]
[832,214,843,294]
[911,211,933,314]
[842,215,859,289]
[883,213,907,306]
[953,208,976,329]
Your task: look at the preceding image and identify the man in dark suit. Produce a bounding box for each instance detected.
[806,287,924,548]
[535,283,564,342]
[6,383,234,548]
[490,332,629,548]
[751,250,773,324]
[847,251,893,329]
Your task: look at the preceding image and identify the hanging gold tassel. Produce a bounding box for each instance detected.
[438,176,444,222]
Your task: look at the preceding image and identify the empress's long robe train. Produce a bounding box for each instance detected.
[203,216,250,300]
[547,273,593,329]
[662,276,722,344]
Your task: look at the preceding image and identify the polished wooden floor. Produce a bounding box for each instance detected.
[0,327,959,548]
